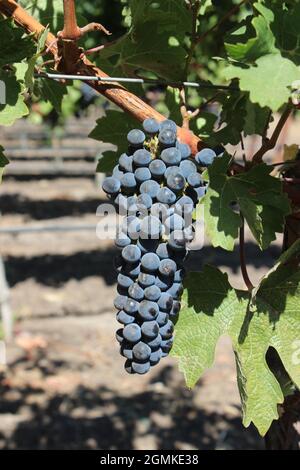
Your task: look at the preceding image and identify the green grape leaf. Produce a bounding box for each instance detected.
[225,6,277,62]
[203,154,291,251]
[0,18,35,67]
[0,71,29,126]
[25,27,49,92]
[96,151,117,174]
[100,0,191,80]
[172,242,300,435]
[36,78,68,113]
[89,110,138,173]
[0,147,9,184]
[224,54,300,111]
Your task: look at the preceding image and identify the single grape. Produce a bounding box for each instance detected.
[127,129,145,147]
[132,341,152,361]
[166,282,183,299]
[115,233,131,250]
[128,282,144,301]
[174,268,185,283]
[119,153,133,173]
[140,215,162,240]
[140,180,160,199]
[135,167,151,184]
[124,298,139,314]
[133,149,152,167]
[144,285,161,302]
[102,177,121,195]
[158,293,173,312]
[122,244,142,264]
[116,328,124,344]
[112,165,124,180]
[166,172,186,193]
[155,275,172,291]
[164,214,185,232]
[179,160,197,178]
[124,216,141,240]
[158,129,176,147]
[156,242,170,260]
[160,320,174,339]
[121,173,136,193]
[118,273,134,289]
[146,333,162,349]
[141,320,159,338]
[169,301,181,319]
[161,338,174,353]
[165,165,181,179]
[177,142,191,160]
[124,359,135,374]
[183,226,195,242]
[195,148,217,166]
[161,147,181,166]
[158,259,177,277]
[121,342,133,360]
[136,193,152,210]
[150,348,162,365]
[138,300,159,320]
[195,186,207,198]
[149,159,167,180]
[138,272,156,288]
[160,119,177,133]
[116,310,135,325]
[114,193,128,214]
[156,187,176,205]
[151,203,169,223]
[132,361,150,375]
[123,323,142,343]
[156,311,169,326]
[175,196,194,217]
[122,261,141,278]
[114,295,128,311]
[141,252,160,272]
[187,173,203,188]
[143,118,160,135]
[168,230,186,251]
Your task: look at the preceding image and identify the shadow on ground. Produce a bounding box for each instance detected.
[0,356,263,450]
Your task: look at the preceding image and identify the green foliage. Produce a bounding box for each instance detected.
[0,18,35,67]
[0,70,29,126]
[89,110,138,172]
[172,240,300,435]
[203,154,291,251]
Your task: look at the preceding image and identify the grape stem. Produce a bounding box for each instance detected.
[239,214,254,292]
[252,106,293,165]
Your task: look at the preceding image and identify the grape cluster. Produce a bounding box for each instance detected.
[102,118,218,374]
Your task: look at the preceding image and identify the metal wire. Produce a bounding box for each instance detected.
[35,72,239,91]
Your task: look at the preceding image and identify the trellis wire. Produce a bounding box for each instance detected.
[35,72,239,91]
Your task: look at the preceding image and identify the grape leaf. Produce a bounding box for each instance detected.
[0,18,35,67]
[0,71,29,126]
[172,240,300,435]
[100,0,191,80]
[203,154,291,251]
[89,110,138,173]
[224,53,300,111]
[225,5,277,62]
[36,78,67,113]
[0,146,9,184]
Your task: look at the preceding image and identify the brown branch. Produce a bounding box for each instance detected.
[0,0,204,154]
[59,0,81,40]
[239,214,254,291]
[252,106,293,165]
[196,0,251,45]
